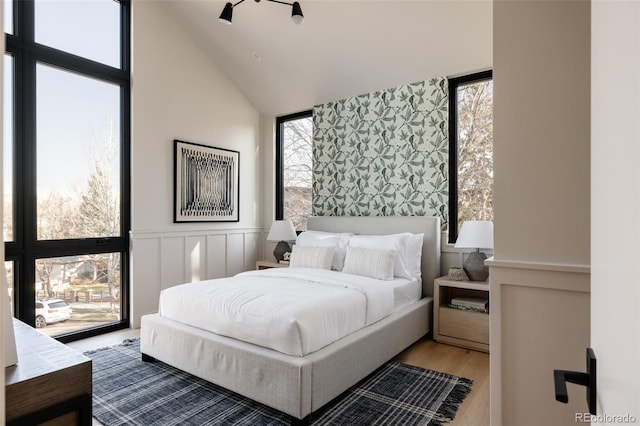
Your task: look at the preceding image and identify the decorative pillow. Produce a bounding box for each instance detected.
[295,230,353,271]
[342,247,396,281]
[348,233,423,279]
[288,245,334,270]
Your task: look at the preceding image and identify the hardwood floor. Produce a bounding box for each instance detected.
[396,336,490,426]
[67,330,490,425]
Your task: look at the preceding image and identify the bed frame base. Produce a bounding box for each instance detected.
[141,350,312,426]
[291,415,310,426]
[141,353,157,363]
[140,298,431,421]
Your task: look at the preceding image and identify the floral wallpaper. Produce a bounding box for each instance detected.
[312,78,449,230]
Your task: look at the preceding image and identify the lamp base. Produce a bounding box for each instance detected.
[463,251,489,281]
[273,241,291,262]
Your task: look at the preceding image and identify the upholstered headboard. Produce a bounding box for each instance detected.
[306,216,441,297]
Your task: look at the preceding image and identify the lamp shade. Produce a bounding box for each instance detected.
[267,220,297,242]
[454,220,494,250]
[218,2,233,24]
[291,2,304,24]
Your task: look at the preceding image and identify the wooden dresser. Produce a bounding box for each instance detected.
[5,319,92,425]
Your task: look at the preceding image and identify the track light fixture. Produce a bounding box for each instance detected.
[218,0,304,25]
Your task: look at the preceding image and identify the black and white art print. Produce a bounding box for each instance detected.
[174,140,239,223]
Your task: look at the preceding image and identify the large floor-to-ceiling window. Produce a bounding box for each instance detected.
[4,0,130,341]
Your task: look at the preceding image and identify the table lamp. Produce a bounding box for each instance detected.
[267,220,297,261]
[454,220,494,281]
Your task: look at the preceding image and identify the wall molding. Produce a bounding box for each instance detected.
[130,226,264,238]
[129,226,266,327]
[486,258,590,275]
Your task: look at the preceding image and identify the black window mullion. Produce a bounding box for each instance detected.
[118,1,132,334]
[32,44,129,86]
[16,0,35,44]
[10,0,37,323]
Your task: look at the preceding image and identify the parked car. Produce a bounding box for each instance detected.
[35,299,73,328]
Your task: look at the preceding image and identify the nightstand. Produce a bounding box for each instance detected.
[255,260,289,270]
[433,276,489,353]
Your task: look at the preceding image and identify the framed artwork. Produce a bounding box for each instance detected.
[174,140,239,222]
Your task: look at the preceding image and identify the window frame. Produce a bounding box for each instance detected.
[275,109,313,222]
[448,70,493,243]
[4,0,131,342]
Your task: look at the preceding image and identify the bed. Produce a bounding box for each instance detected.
[140,216,440,424]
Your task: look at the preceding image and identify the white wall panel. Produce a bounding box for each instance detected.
[130,228,263,327]
[130,237,162,325]
[488,261,590,425]
[186,235,207,283]
[161,237,186,289]
[207,234,227,279]
[227,233,245,277]
[243,232,261,271]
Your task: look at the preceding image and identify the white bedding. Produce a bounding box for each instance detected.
[391,277,421,310]
[159,268,399,356]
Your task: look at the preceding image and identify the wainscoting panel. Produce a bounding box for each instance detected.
[186,235,207,283]
[130,227,264,327]
[487,260,590,426]
[227,233,246,277]
[207,234,227,279]
[243,232,260,272]
[161,237,186,290]
[130,236,162,328]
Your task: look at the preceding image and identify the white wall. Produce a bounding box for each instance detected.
[130,0,264,326]
[591,1,640,417]
[490,1,591,424]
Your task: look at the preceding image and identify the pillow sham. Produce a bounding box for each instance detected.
[406,233,424,279]
[295,230,353,271]
[342,247,396,281]
[348,233,423,279]
[288,245,334,270]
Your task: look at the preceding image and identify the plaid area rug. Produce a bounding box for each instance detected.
[86,339,472,426]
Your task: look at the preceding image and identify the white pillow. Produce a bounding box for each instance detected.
[348,233,423,279]
[288,245,334,270]
[342,247,396,281]
[295,230,353,271]
[406,233,424,279]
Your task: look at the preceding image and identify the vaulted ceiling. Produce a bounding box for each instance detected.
[160,0,493,116]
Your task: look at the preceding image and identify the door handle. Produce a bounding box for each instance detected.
[553,348,596,415]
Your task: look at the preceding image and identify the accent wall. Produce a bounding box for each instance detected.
[311,78,449,230]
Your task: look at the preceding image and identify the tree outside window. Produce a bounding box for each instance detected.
[277,112,313,231]
[449,72,493,242]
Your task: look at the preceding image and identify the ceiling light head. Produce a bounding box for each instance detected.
[218,2,233,25]
[218,0,304,25]
[291,1,304,24]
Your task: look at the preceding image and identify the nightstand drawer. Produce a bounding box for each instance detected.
[439,307,489,345]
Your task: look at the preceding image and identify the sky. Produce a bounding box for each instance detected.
[4,0,121,196]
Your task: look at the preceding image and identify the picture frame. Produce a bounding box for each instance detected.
[174,140,239,223]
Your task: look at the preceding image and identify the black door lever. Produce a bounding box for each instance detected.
[553,348,596,415]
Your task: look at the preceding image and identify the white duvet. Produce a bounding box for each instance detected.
[158,268,395,356]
